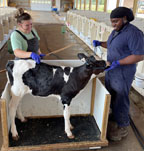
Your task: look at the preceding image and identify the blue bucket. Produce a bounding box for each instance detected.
[52,8,57,12]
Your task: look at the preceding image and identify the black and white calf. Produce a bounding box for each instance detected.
[6,53,106,140]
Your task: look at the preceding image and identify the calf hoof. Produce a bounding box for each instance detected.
[12,135,19,141]
[21,118,28,123]
[68,135,75,139]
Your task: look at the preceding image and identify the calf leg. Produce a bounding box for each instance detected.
[9,94,21,140]
[63,104,74,139]
[17,102,27,122]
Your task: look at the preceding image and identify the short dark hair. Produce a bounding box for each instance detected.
[110,7,134,22]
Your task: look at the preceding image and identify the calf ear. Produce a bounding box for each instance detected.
[85,56,96,66]
[89,56,96,64]
[77,53,88,63]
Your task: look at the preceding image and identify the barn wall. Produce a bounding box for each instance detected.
[9,0,30,10]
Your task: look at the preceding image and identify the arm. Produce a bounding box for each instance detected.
[105,55,144,71]
[93,40,107,48]
[101,41,107,49]
[14,49,31,58]
[14,49,41,64]
[119,55,144,65]
[38,48,42,54]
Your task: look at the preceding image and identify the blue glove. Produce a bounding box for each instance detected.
[105,61,120,71]
[93,40,101,47]
[39,54,46,59]
[30,52,41,64]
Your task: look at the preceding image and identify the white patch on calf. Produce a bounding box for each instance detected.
[63,104,72,137]
[63,73,69,83]
[90,74,96,81]
[61,66,65,70]
[81,58,86,63]
[53,68,57,77]
[44,94,61,100]
[11,60,36,97]
[70,67,73,73]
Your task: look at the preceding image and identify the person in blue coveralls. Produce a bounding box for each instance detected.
[93,7,144,141]
[11,8,45,64]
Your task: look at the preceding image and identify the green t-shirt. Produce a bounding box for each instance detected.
[10,28,40,52]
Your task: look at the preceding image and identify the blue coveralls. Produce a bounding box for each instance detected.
[105,23,144,127]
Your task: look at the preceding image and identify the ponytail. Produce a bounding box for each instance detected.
[15,8,32,23]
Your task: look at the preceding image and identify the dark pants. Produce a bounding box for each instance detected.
[105,66,136,127]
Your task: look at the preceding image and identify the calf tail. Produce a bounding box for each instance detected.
[6,61,14,85]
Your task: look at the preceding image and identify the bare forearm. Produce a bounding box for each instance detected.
[14,49,31,58]
[38,48,41,54]
[101,42,107,48]
[119,55,144,65]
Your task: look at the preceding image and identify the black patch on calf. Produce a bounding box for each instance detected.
[6,61,14,85]
[64,67,70,75]
[61,65,92,105]
[22,63,66,96]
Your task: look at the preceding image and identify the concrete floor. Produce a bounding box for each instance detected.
[0,11,144,151]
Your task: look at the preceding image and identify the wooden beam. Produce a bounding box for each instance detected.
[80,0,81,9]
[89,0,91,10]
[1,99,9,150]
[100,94,111,141]
[90,78,96,115]
[76,0,78,9]
[96,0,98,11]
[104,0,107,12]
[28,0,30,7]
[116,0,120,7]
[5,140,108,151]
[133,0,138,16]
[84,0,86,10]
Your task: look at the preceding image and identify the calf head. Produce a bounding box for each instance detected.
[78,53,106,74]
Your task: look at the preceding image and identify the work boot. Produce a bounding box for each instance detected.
[107,121,118,137]
[108,126,128,141]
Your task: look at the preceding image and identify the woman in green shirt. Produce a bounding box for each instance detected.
[11,8,45,64]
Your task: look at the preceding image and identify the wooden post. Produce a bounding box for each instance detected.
[76,0,78,9]
[90,78,96,115]
[116,0,120,7]
[133,0,138,16]
[0,23,4,41]
[100,94,111,141]
[28,0,30,8]
[84,0,86,10]
[89,0,91,10]
[96,0,98,11]
[80,0,81,9]
[1,99,9,150]
[104,0,107,12]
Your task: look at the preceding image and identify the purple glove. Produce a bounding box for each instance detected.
[39,54,46,59]
[105,61,120,71]
[30,52,41,64]
[93,40,101,47]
